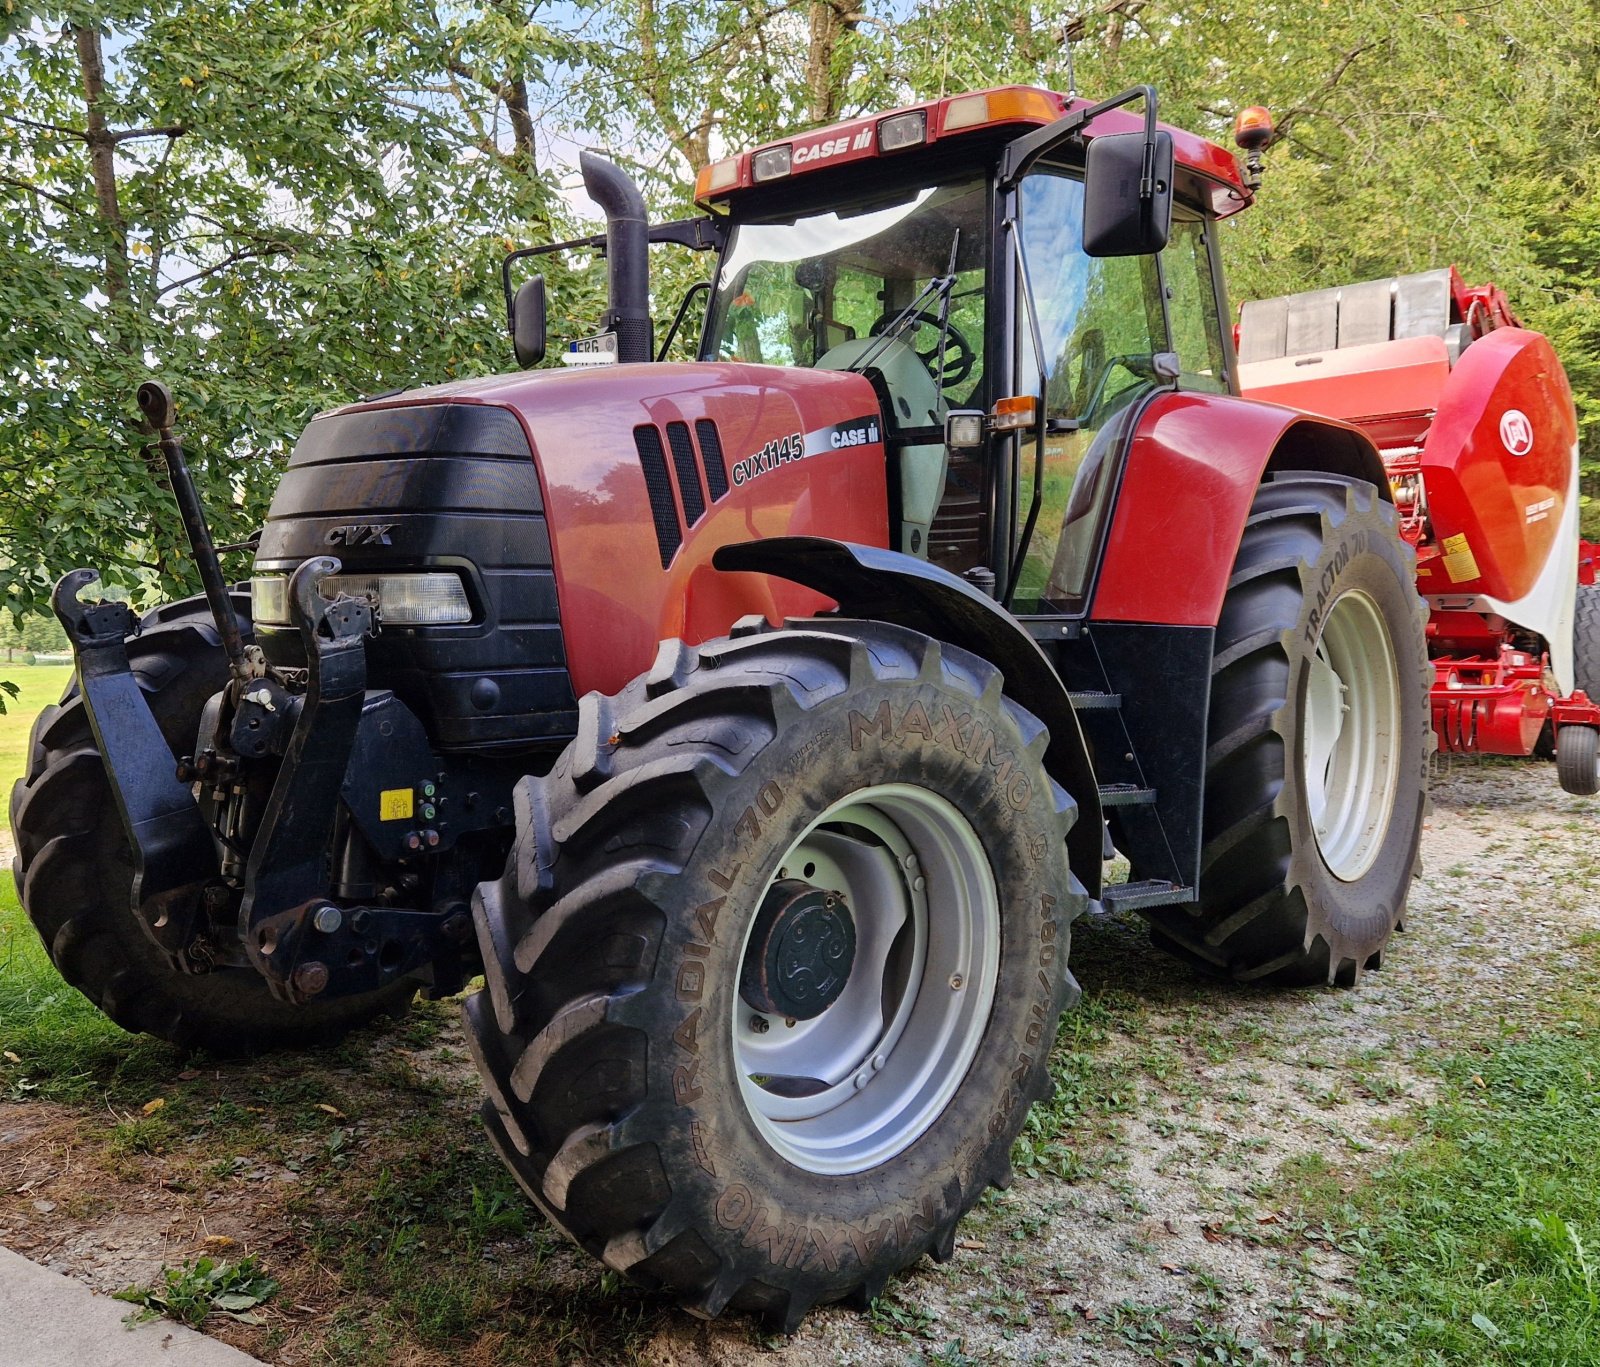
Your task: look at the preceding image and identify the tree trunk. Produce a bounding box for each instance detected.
[804,0,864,126]
[501,76,537,170]
[72,24,130,307]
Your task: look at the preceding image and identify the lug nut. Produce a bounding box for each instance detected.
[750,1015,770,1034]
[950,973,964,990]
[312,904,343,934]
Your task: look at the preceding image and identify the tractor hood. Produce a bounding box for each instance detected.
[258,361,892,710]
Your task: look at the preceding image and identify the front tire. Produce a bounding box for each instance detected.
[1144,472,1430,985]
[464,619,1085,1329]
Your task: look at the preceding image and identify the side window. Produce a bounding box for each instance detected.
[1012,168,1168,613]
[1163,217,1229,394]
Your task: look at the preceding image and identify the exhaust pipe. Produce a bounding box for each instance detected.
[580,150,653,364]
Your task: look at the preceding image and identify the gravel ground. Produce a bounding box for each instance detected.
[2,757,1596,1363]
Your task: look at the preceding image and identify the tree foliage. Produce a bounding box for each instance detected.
[2,0,1596,627]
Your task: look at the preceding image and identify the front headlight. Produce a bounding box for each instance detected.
[251,572,472,627]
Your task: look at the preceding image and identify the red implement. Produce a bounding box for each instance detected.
[1238,267,1594,793]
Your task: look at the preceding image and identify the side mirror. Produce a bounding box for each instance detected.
[511,275,547,368]
[1081,130,1174,258]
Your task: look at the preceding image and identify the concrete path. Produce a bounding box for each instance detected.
[0,1247,267,1367]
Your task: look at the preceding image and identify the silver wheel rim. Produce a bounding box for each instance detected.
[1303,589,1402,881]
[732,783,1000,1175]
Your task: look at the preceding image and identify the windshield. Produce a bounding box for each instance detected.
[703,178,989,405]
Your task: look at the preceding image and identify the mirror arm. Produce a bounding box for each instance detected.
[657,280,713,362]
[998,83,1159,190]
[500,217,725,343]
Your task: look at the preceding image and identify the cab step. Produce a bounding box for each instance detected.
[1097,880,1194,914]
[1096,782,1157,807]
[1067,690,1122,711]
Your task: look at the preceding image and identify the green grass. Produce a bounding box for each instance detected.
[0,872,182,1103]
[1279,977,1600,1366]
[0,663,71,833]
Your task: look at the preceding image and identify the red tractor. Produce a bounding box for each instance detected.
[13,85,1433,1327]
[1238,267,1600,793]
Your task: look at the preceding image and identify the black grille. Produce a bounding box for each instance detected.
[696,419,730,500]
[633,424,682,568]
[666,421,706,525]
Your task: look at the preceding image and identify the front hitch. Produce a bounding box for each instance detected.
[51,569,217,960]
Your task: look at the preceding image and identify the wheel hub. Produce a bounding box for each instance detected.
[739,879,856,1020]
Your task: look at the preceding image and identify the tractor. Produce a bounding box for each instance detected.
[13,84,1434,1329]
[1236,267,1600,793]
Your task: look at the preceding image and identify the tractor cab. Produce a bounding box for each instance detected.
[691,86,1250,609]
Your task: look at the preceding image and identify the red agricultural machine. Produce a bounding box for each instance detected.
[1238,268,1600,793]
[14,85,1437,1328]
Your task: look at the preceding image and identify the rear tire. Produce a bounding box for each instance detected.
[1556,724,1600,796]
[9,595,415,1051]
[1143,472,1430,986]
[464,619,1085,1329]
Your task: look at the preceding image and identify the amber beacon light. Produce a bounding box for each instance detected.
[1233,105,1274,191]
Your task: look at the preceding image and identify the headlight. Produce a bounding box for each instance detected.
[251,572,472,627]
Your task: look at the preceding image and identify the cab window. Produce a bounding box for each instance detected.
[1164,214,1228,394]
[1011,167,1169,613]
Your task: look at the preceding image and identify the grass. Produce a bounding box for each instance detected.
[0,873,180,1104]
[1276,942,1600,1367]
[1328,1022,1600,1364]
[0,663,71,833]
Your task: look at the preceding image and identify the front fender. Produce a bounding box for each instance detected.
[713,537,1103,894]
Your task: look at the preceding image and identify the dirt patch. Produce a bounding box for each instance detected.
[2,758,1596,1364]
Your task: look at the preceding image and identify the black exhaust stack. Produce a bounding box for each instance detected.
[580,150,653,364]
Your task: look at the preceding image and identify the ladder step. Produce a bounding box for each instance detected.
[1068,690,1122,711]
[1097,880,1195,914]
[1097,783,1156,807]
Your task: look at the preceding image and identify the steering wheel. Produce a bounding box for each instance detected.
[1081,353,1161,426]
[870,310,976,389]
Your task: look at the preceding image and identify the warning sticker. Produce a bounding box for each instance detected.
[379,788,415,822]
[1440,532,1481,584]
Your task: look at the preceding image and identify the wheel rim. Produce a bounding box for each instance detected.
[732,783,1000,1175]
[1302,589,1402,881]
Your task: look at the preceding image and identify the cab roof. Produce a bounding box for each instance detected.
[695,85,1252,219]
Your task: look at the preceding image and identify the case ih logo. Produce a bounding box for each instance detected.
[1499,409,1534,457]
[792,127,874,166]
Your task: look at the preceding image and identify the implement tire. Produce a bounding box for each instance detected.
[1143,472,1430,986]
[9,594,414,1051]
[464,619,1085,1331]
[1575,582,1600,699]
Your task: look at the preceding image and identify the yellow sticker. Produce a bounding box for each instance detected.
[1440,532,1481,584]
[379,788,414,822]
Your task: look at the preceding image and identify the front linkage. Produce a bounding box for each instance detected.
[51,384,502,1008]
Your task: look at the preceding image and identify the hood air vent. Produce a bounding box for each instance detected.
[632,418,730,569]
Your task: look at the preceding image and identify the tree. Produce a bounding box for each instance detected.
[0,0,577,619]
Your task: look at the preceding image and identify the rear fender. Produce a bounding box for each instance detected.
[1090,390,1388,626]
[713,537,1104,895]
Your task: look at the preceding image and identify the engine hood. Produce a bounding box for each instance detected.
[316,361,892,697]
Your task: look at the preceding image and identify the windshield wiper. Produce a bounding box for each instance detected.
[848,228,961,376]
